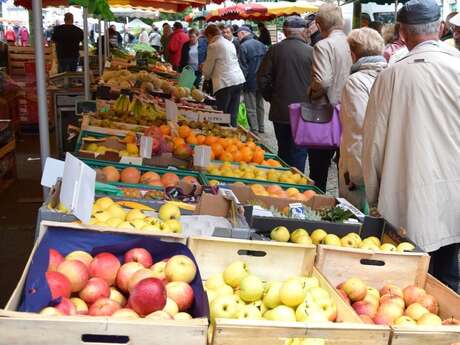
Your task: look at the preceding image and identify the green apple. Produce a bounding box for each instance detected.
[270,226,290,242]
[310,229,327,244]
[239,275,264,302]
[263,281,282,308]
[279,279,306,307]
[88,217,97,225]
[308,287,331,303]
[92,204,102,216]
[158,202,181,221]
[94,210,111,223]
[126,209,145,222]
[142,223,161,231]
[249,300,268,315]
[340,235,359,248]
[295,301,329,322]
[106,204,126,220]
[94,197,114,210]
[130,219,147,229]
[117,221,135,229]
[394,315,416,326]
[345,232,362,246]
[303,277,320,291]
[210,295,239,320]
[105,217,123,228]
[237,304,262,320]
[215,284,234,297]
[360,242,381,251]
[380,243,397,252]
[366,287,380,299]
[223,261,249,288]
[205,273,226,290]
[396,242,415,252]
[290,229,311,244]
[322,234,341,246]
[163,219,182,233]
[364,236,381,246]
[263,305,296,322]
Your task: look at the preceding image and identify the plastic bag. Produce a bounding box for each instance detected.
[237,103,249,129]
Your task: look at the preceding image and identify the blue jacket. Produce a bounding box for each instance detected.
[198,36,208,65]
[238,35,267,92]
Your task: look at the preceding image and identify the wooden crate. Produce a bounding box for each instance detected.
[8,46,52,77]
[188,236,391,345]
[315,245,460,345]
[0,221,208,345]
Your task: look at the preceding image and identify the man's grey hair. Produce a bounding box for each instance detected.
[400,20,440,36]
[283,27,305,37]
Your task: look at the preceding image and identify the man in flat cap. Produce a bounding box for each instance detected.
[363,0,460,292]
[257,16,312,172]
[449,12,460,50]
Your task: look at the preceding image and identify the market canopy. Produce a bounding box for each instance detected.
[126,18,152,28]
[204,1,320,22]
[110,5,160,17]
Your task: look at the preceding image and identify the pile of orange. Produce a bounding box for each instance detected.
[175,124,282,167]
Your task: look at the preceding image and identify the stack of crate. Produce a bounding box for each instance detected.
[0,120,16,191]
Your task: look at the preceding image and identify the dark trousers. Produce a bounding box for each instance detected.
[58,57,79,73]
[429,243,460,293]
[308,148,336,192]
[273,122,308,172]
[215,84,242,127]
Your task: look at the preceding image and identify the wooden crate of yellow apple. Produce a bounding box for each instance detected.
[0,221,208,345]
[187,236,391,345]
[315,246,460,345]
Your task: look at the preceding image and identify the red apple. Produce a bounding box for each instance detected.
[352,300,377,318]
[380,284,404,299]
[360,315,375,324]
[128,268,156,292]
[79,277,110,304]
[341,278,367,302]
[88,298,121,316]
[48,249,64,272]
[124,248,153,268]
[40,307,63,316]
[70,297,88,315]
[380,294,405,310]
[55,297,77,315]
[57,260,89,292]
[403,285,426,306]
[146,310,173,319]
[109,287,127,307]
[164,255,197,283]
[116,262,144,292]
[337,289,351,305]
[166,281,194,311]
[416,294,439,314]
[112,308,140,319]
[46,271,71,299]
[128,278,166,316]
[89,252,121,286]
[65,251,93,269]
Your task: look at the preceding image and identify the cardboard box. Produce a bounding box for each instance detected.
[0,221,208,345]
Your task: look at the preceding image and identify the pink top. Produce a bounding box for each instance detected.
[383,39,406,62]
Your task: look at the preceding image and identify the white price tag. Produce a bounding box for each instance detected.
[120,156,143,165]
[193,145,212,168]
[140,136,153,159]
[165,99,178,123]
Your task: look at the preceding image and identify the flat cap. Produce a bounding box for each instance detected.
[450,12,460,27]
[237,26,251,34]
[283,16,307,28]
[397,0,440,25]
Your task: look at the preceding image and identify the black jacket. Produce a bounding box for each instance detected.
[258,27,272,46]
[257,37,313,123]
[238,35,267,92]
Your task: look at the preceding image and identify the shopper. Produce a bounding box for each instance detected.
[51,13,84,73]
[161,23,172,61]
[222,25,239,52]
[19,26,29,47]
[257,22,271,46]
[309,3,352,192]
[110,25,123,47]
[237,26,267,133]
[450,13,460,50]
[202,24,245,127]
[5,26,16,45]
[383,23,407,62]
[139,28,149,44]
[338,27,386,211]
[305,14,321,46]
[180,28,205,87]
[363,0,460,293]
[166,22,189,70]
[441,12,458,41]
[149,26,161,51]
[361,13,371,27]
[257,16,312,172]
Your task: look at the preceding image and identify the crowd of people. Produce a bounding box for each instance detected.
[1,24,30,46]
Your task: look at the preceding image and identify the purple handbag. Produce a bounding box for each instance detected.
[289,103,342,149]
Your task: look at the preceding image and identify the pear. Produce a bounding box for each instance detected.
[270,226,290,242]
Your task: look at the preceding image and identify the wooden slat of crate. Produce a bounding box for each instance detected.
[315,245,430,289]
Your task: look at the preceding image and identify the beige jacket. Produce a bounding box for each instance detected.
[310,30,352,105]
[362,41,460,252]
[338,59,387,209]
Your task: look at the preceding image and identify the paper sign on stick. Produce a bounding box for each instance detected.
[165,99,178,123]
[140,136,153,159]
[41,157,65,188]
[193,145,212,168]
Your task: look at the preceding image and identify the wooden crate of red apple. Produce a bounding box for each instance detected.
[315,246,460,345]
[187,236,392,345]
[0,222,208,345]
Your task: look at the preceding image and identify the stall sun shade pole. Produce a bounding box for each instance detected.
[104,21,109,60]
[83,7,90,100]
[395,0,399,20]
[32,0,50,196]
[98,19,103,76]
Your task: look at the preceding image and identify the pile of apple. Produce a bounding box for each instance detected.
[205,261,337,323]
[337,277,454,326]
[89,197,182,232]
[41,247,198,320]
[270,227,415,252]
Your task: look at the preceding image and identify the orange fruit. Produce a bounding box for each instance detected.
[210,151,215,160]
[247,141,256,149]
[178,125,192,139]
[219,151,233,162]
[221,138,232,149]
[186,134,198,145]
[241,147,254,163]
[205,135,218,146]
[303,190,316,200]
[267,159,281,167]
[236,141,245,149]
[172,137,185,148]
[196,135,206,145]
[232,151,243,162]
[226,144,238,154]
[252,150,264,164]
[211,143,224,156]
[159,124,171,136]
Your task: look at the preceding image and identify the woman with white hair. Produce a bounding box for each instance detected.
[339,27,387,211]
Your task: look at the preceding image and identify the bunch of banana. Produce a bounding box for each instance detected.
[129,98,143,117]
[113,95,130,114]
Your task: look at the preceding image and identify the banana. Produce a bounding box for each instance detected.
[166,201,196,211]
[116,200,155,211]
